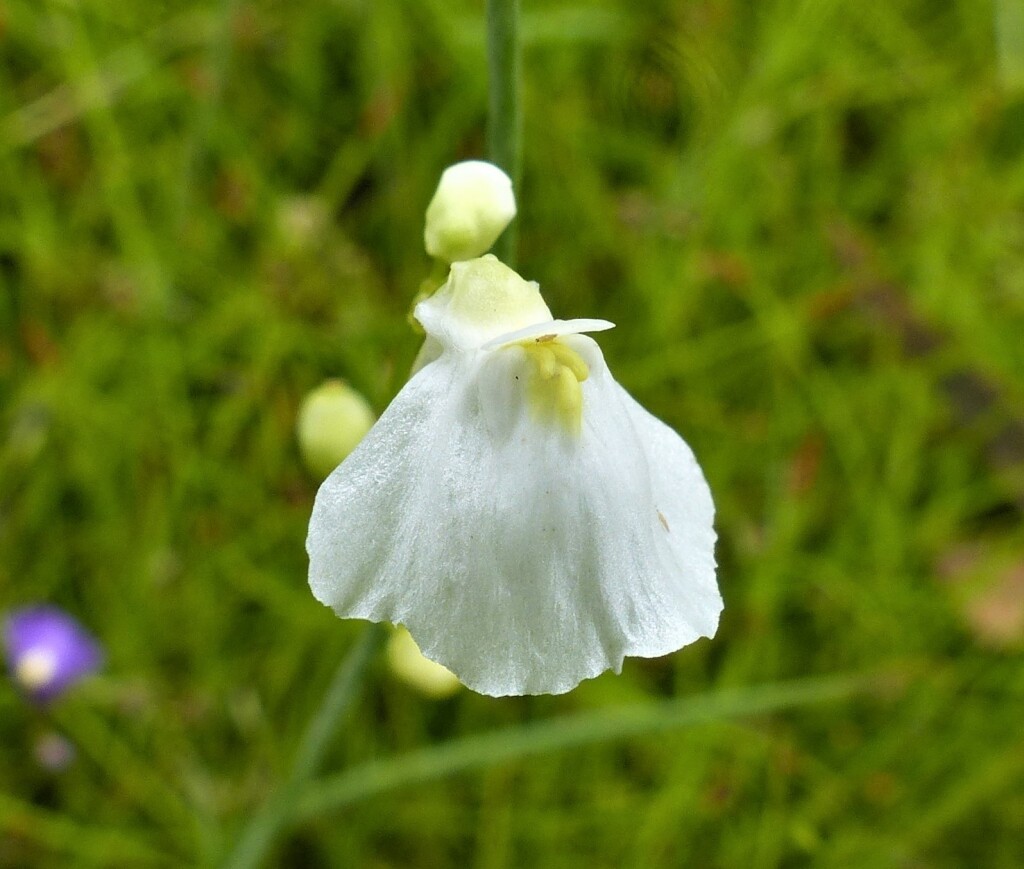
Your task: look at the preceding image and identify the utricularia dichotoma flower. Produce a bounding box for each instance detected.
[308,254,721,696]
[3,606,103,703]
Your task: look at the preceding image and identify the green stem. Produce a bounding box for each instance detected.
[295,670,884,818]
[486,0,521,266]
[221,624,386,869]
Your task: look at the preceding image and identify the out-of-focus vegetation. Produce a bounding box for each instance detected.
[2,0,1024,866]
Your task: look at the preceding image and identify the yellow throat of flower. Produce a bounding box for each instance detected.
[518,334,589,435]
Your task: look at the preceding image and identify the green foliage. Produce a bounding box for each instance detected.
[2,0,1023,866]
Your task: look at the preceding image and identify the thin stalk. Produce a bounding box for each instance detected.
[296,670,886,818]
[221,624,386,869]
[486,0,521,266]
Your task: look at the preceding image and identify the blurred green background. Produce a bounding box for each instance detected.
[2,0,1024,866]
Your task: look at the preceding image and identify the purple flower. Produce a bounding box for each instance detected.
[3,606,103,702]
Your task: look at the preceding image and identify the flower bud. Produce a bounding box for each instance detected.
[424,161,516,262]
[386,627,461,699]
[297,380,376,479]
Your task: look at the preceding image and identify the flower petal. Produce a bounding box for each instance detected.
[308,339,719,696]
[555,334,721,658]
[613,379,722,651]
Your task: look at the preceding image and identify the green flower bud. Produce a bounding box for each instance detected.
[424,161,516,262]
[297,380,375,479]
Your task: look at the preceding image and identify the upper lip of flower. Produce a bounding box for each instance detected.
[480,317,615,350]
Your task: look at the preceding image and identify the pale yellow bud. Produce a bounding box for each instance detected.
[424,161,516,262]
[386,627,461,699]
[297,380,375,479]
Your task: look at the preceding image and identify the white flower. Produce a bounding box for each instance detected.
[423,161,516,262]
[307,255,721,697]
